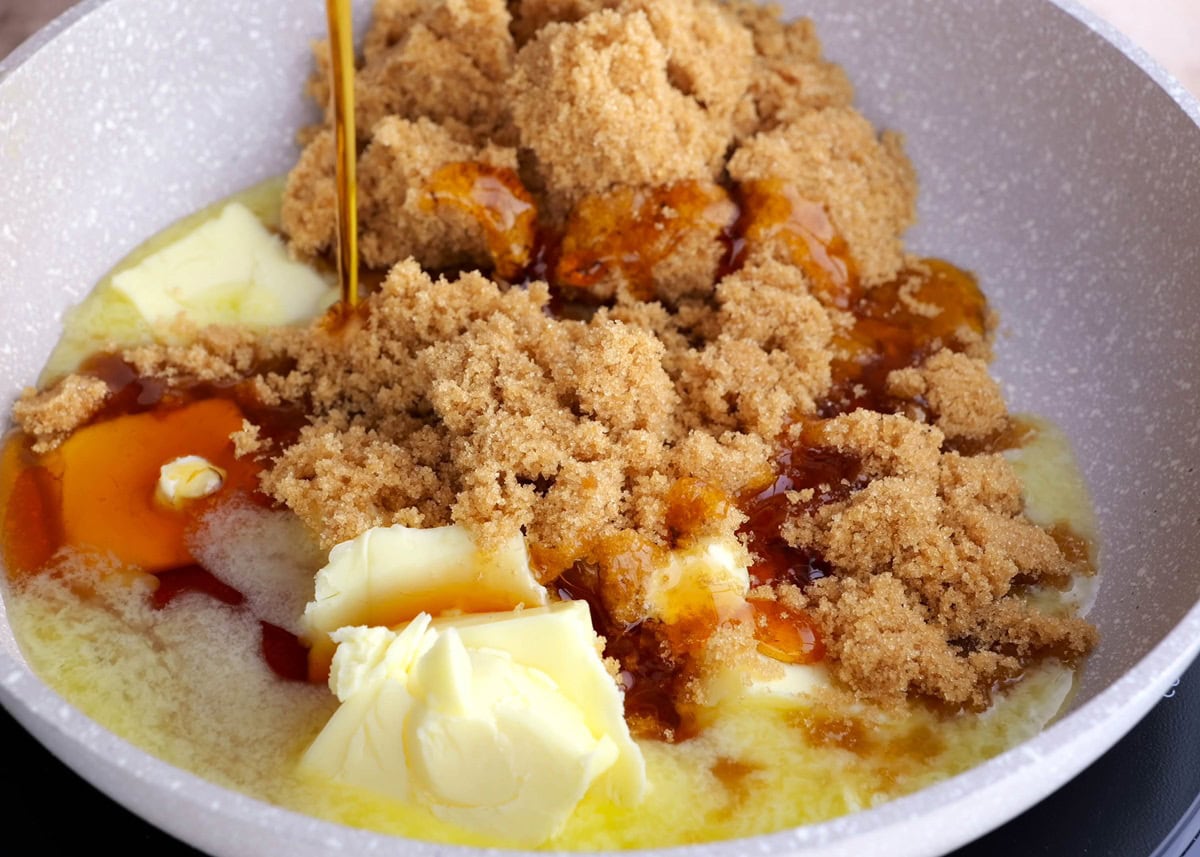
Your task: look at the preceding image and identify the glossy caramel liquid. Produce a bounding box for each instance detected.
[326,0,359,310]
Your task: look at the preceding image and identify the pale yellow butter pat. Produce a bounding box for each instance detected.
[111,201,337,329]
[303,525,548,649]
[704,649,830,706]
[155,455,225,508]
[644,536,750,623]
[743,660,830,698]
[644,538,830,703]
[302,602,646,846]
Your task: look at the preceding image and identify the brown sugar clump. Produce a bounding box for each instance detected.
[728,106,917,284]
[781,412,1095,708]
[725,1,854,136]
[423,300,681,567]
[675,335,816,440]
[122,323,277,388]
[601,258,834,443]
[262,422,455,547]
[507,9,737,211]
[279,128,337,261]
[715,259,834,388]
[799,574,982,706]
[888,350,1008,442]
[357,117,523,270]
[621,0,755,132]
[12,375,110,453]
[667,430,773,500]
[281,117,522,271]
[508,0,617,45]
[807,409,942,479]
[308,0,516,144]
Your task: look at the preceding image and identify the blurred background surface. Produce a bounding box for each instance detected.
[2,0,77,59]
[2,0,1199,97]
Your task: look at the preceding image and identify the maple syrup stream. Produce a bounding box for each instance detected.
[326,0,359,312]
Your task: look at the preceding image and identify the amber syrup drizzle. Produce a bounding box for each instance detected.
[423,162,539,281]
[326,0,359,313]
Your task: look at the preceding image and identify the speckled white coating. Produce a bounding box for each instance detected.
[0,1,1198,856]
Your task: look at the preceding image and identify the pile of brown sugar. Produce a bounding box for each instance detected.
[14,0,1097,723]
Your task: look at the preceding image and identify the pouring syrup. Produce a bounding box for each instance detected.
[325,0,359,312]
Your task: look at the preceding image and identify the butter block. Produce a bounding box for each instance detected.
[302,602,646,846]
[39,178,317,384]
[302,524,550,680]
[111,201,337,329]
[303,524,548,644]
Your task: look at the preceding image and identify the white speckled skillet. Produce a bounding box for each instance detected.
[1,1,1198,855]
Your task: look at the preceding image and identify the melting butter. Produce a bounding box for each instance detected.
[39,176,336,385]
[111,202,334,329]
[156,455,225,508]
[304,604,644,847]
[302,523,548,676]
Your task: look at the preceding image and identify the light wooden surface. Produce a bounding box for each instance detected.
[1,1,1197,94]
